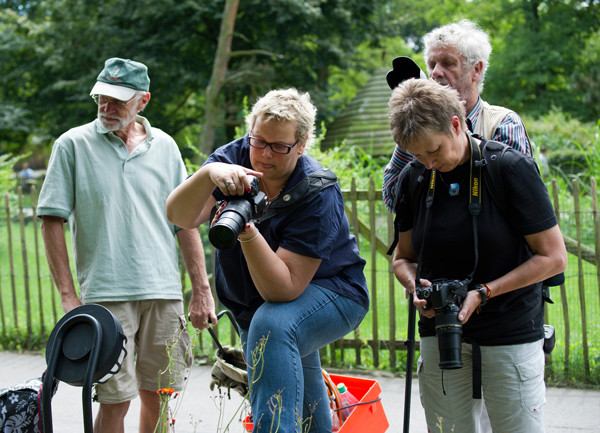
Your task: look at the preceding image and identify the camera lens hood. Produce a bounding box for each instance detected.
[209,201,253,249]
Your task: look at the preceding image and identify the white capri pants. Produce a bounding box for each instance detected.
[418,336,546,433]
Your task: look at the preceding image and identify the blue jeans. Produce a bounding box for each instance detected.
[240,283,367,433]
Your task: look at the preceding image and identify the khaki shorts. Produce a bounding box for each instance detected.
[94,300,193,404]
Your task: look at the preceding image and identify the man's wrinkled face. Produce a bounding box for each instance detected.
[96,94,142,131]
[426,45,474,101]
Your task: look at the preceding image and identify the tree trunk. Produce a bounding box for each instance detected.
[198,0,240,158]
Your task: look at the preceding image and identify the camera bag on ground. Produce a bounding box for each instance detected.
[0,376,58,433]
[0,304,126,433]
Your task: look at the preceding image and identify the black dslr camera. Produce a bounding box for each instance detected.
[208,175,267,250]
[416,278,469,369]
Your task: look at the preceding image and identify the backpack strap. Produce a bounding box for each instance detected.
[255,167,338,223]
[478,135,509,215]
[479,135,559,301]
[479,134,544,214]
[387,161,428,255]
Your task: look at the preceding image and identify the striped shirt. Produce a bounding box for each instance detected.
[382,97,531,212]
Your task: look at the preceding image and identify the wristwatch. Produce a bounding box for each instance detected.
[475,284,491,306]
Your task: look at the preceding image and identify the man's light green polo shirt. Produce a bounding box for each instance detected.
[37,116,187,303]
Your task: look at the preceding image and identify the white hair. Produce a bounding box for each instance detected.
[424,19,492,93]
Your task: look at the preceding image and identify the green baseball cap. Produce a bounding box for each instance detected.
[90,58,150,101]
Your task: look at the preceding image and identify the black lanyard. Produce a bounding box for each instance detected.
[415,135,483,290]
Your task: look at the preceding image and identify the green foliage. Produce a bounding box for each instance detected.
[0,153,28,197]
[524,112,599,187]
[558,120,600,193]
[309,122,386,189]
[3,0,600,162]
[549,149,589,177]
[524,110,593,152]
[572,28,600,113]
[0,0,393,156]
[182,137,208,175]
[309,144,385,190]
[385,0,471,51]
[0,9,43,152]
[326,37,418,122]
[478,0,600,120]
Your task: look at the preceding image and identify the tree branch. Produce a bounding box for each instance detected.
[223,70,264,85]
[230,49,284,59]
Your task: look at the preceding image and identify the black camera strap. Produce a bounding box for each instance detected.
[414,134,483,287]
[413,135,486,400]
[467,134,484,281]
[413,171,434,292]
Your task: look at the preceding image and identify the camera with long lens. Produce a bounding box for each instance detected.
[208,175,267,250]
[416,278,469,369]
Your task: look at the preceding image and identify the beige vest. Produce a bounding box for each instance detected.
[473,100,511,139]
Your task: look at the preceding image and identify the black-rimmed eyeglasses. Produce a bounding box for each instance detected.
[248,135,299,154]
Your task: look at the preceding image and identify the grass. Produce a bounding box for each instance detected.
[1,189,599,386]
[0,204,70,350]
[545,254,600,386]
[193,242,600,386]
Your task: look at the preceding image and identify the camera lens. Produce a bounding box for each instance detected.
[209,201,253,249]
[208,221,239,250]
[435,310,463,369]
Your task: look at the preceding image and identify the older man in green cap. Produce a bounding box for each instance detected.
[37,58,217,433]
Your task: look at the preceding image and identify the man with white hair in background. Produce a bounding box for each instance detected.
[382,19,532,212]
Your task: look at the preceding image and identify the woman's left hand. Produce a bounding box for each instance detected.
[210,201,228,227]
[237,221,260,242]
[457,290,482,324]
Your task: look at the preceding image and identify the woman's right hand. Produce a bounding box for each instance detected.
[391,229,435,318]
[207,162,262,197]
[406,279,435,318]
[168,162,262,229]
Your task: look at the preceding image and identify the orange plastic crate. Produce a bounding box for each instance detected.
[242,374,389,432]
[330,374,389,433]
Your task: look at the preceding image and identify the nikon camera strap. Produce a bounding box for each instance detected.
[414,134,484,288]
[413,135,486,400]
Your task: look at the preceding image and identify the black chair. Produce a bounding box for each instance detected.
[42,304,127,433]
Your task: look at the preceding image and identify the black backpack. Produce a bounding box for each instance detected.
[389,135,543,241]
[472,136,563,300]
